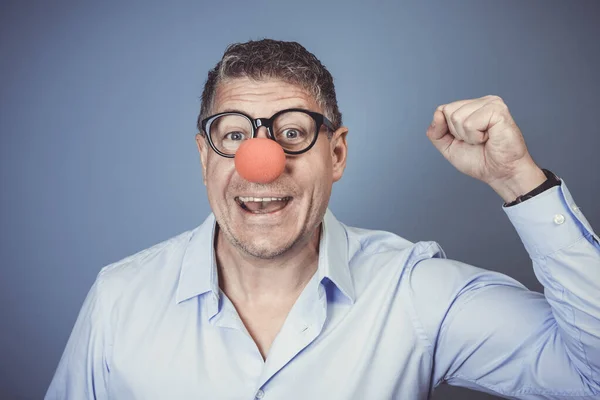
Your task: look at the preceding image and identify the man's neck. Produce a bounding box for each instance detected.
[215,225,321,305]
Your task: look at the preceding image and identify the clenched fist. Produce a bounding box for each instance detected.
[427,95,547,203]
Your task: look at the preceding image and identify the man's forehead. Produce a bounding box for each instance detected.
[212,77,321,117]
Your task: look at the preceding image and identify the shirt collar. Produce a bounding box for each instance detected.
[318,208,355,303]
[176,213,219,304]
[175,208,355,304]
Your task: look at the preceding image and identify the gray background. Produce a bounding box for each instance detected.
[1,1,598,399]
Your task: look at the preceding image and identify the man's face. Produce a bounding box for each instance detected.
[195,77,348,259]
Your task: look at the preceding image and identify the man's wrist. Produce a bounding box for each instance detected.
[489,164,547,204]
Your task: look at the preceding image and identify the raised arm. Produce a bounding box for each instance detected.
[419,95,600,398]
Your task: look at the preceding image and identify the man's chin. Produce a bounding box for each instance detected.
[216,201,314,259]
[234,237,296,260]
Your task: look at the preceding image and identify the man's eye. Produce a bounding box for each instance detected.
[224,131,246,141]
[280,129,304,141]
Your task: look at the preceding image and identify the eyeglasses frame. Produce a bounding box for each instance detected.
[200,108,335,158]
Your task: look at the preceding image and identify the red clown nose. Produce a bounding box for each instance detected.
[234,138,286,183]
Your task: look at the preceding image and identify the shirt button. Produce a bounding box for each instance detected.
[572,205,580,213]
[256,389,265,399]
[553,214,565,225]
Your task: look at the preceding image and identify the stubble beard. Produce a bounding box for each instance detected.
[216,217,311,260]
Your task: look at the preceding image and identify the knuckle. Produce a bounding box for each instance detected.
[463,118,476,131]
[450,112,461,125]
[493,96,506,106]
[496,101,509,112]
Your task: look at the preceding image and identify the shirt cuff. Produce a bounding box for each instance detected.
[502,178,600,258]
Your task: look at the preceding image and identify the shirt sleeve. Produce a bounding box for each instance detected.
[45,272,111,400]
[407,179,600,399]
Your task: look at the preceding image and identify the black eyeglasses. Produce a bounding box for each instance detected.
[200,108,335,158]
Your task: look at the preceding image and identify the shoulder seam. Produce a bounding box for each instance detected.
[402,242,444,364]
[99,231,193,277]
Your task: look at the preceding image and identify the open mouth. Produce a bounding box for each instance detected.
[234,196,293,214]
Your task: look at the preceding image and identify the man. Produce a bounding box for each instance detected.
[46,39,600,399]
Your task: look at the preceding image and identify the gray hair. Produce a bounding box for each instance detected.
[197,39,342,136]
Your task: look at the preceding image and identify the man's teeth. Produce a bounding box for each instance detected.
[235,196,292,213]
[237,196,290,202]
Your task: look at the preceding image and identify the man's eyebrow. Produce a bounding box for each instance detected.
[216,105,313,116]
[218,108,245,114]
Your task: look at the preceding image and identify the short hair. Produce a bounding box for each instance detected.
[197,39,342,137]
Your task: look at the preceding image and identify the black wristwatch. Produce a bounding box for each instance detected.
[503,169,562,207]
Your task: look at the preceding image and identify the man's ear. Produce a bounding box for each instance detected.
[330,126,349,183]
[195,133,209,185]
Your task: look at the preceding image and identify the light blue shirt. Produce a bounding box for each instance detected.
[46,180,600,399]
